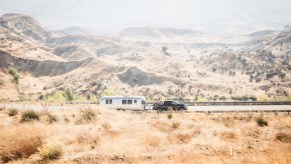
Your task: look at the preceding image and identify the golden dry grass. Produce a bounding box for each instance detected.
[0,107,290,163]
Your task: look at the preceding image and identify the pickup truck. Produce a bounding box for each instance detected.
[152,101,188,111]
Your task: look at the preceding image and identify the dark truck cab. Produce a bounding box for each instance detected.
[153,101,188,111]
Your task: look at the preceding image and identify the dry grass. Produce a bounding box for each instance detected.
[222,117,236,127]
[220,131,237,141]
[101,122,112,130]
[0,107,290,163]
[168,133,194,144]
[76,131,100,146]
[144,135,161,147]
[0,124,46,162]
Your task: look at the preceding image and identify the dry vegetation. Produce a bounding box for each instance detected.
[0,107,290,163]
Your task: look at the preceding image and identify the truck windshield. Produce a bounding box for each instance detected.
[172,101,178,105]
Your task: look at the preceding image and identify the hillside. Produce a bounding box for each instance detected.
[0,13,290,101]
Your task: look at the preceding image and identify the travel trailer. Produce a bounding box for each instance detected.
[100,95,147,110]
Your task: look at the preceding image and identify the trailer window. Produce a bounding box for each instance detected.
[128,100,132,104]
[106,99,112,104]
[134,100,137,103]
[122,100,127,104]
[141,100,146,105]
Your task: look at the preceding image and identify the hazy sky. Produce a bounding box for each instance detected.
[0,0,291,34]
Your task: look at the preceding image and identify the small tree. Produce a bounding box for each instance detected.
[249,95,257,101]
[64,88,74,101]
[219,96,226,101]
[102,89,116,96]
[162,46,169,55]
[8,67,20,85]
[196,96,206,102]
[89,94,98,102]
[0,78,4,85]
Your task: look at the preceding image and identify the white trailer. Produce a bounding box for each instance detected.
[100,95,147,110]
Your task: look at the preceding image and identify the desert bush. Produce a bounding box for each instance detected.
[0,125,44,162]
[76,108,97,124]
[220,131,236,141]
[47,114,59,124]
[38,141,64,160]
[167,113,173,119]
[64,117,70,123]
[276,132,291,143]
[193,126,202,136]
[168,133,193,144]
[256,116,268,127]
[152,121,179,132]
[20,110,40,122]
[8,109,18,116]
[76,131,99,145]
[0,78,4,85]
[144,135,161,147]
[222,117,236,127]
[101,122,112,130]
[172,122,180,129]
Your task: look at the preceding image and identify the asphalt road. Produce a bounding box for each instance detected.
[0,103,290,112]
[187,105,291,112]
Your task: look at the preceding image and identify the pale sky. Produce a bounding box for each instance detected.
[0,0,291,34]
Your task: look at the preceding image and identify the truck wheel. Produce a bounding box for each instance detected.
[157,108,162,112]
[179,107,186,110]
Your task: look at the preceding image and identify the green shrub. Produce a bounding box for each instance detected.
[20,110,40,122]
[38,141,64,160]
[256,116,268,127]
[8,109,18,116]
[46,91,66,102]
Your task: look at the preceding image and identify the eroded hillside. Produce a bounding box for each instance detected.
[0,13,290,101]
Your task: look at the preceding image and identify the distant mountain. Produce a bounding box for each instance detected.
[248,30,276,38]
[62,26,107,36]
[120,27,203,38]
[0,13,65,42]
[119,27,250,44]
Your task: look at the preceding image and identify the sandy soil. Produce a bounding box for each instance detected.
[0,107,290,163]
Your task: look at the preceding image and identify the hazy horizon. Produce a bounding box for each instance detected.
[0,0,291,34]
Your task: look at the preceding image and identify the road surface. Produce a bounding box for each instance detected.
[0,103,290,112]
